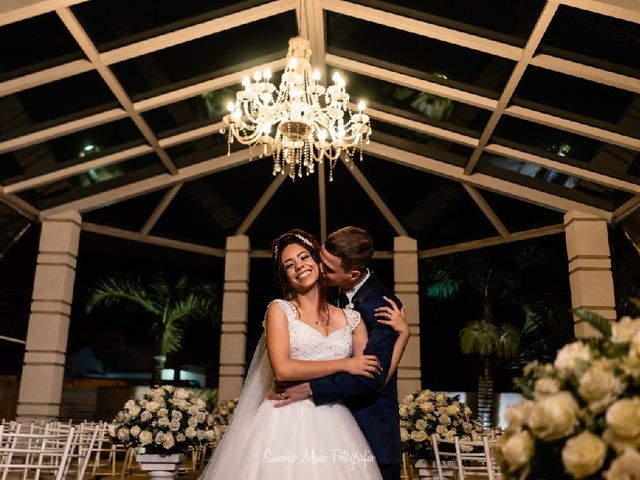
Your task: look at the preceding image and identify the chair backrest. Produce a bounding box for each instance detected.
[56,422,100,480]
[454,436,495,480]
[0,425,75,480]
[431,434,457,479]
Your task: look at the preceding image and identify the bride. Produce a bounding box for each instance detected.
[200,229,408,479]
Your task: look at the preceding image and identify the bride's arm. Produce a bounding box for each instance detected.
[375,297,410,389]
[265,302,381,382]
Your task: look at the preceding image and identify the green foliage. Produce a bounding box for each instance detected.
[459,320,499,357]
[573,308,612,339]
[86,271,219,358]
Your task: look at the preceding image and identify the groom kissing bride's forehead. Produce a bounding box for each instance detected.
[282,226,407,480]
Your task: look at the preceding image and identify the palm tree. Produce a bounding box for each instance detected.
[425,242,568,427]
[85,271,219,383]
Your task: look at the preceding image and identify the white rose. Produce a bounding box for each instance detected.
[446,404,460,416]
[108,424,117,437]
[117,428,130,442]
[195,399,206,408]
[611,317,640,343]
[175,389,190,399]
[187,405,199,415]
[499,431,534,472]
[139,431,153,445]
[157,417,171,427]
[171,410,182,420]
[605,447,640,480]
[157,408,168,417]
[439,414,451,426]
[130,426,141,437]
[411,430,427,442]
[124,399,136,409]
[606,398,640,439]
[505,400,534,431]
[415,419,427,431]
[196,429,205,441]
[196,412,206,423]
[400,428,410,442]
[400,394,414,406]
[188,416,199,427]
[128,405,141,417]
[399,406,408,417]
[419,402,434,413]
[140,411,152,422]
[436,425,447,435]
[528,392,579,441]
[534,377,561,397]
[146,401,161,413]
[170,420,181,431]
[154,432,165,444]
[185,427,197,438]
[175,433,186,442]
[204,430,216,441]
[162,432,175,450]
[561,431,607,479]
[554,341,592,376]
[578,365,625,412]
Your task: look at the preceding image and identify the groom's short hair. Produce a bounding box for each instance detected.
[325,226,373,272]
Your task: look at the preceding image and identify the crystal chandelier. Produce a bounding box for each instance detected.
[222,37,371,181]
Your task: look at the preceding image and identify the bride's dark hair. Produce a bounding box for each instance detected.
[272,229,330,323]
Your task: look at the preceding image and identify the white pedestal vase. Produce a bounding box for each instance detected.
[136,453,185,479]
[414,458,439,479]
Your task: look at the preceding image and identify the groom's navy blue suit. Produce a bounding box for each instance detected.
[310,273,401,478]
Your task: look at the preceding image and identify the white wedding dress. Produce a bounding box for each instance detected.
[201,299,382,479]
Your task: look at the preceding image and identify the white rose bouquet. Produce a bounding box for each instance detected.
[399,389,484,460]
[497,312,640,479]
[208,398,239,445]
[110,385,216,454]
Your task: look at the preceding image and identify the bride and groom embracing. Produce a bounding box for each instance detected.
[201,226,411,479]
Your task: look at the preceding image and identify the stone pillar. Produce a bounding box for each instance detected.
[17,211,81,420]
[217,235,250,402]
[394,236,421,398]
[564,211,616,338]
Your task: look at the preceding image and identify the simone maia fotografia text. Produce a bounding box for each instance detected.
[263,448,376,469]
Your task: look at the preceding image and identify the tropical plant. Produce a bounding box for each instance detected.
[85,271,218,383]
[424,242,572,427]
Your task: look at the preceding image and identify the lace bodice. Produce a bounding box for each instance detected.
[266,299,361,361]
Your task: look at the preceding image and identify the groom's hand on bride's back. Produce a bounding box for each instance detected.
[268,382,313,408]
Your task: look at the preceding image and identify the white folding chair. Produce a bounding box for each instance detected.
[454,436,495,480]
[0,425,75,480]
[483,436,503,479]
[59,422,99,480]
[430,435,457,479]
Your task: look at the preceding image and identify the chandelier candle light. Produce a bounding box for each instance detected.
[222,37,371,181]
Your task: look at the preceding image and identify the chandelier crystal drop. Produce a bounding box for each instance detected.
[221,37,371,181]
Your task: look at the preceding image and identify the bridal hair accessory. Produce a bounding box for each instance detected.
[273,233,314,259]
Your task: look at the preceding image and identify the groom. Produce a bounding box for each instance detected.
[273,226,402,480]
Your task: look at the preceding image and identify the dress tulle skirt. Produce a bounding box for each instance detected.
[207,399,382,479]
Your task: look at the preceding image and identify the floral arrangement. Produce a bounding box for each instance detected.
[209,398,239,444]
[399,389,484,460]
[497,315,640,479]
[110,385,217,454]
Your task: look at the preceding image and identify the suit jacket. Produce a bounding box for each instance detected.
[310,273,401,465]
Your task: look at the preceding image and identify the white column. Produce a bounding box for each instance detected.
[564,211,616,338]
[394,236,421,398]
[217,235,250,402]
[17,211,81,420]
